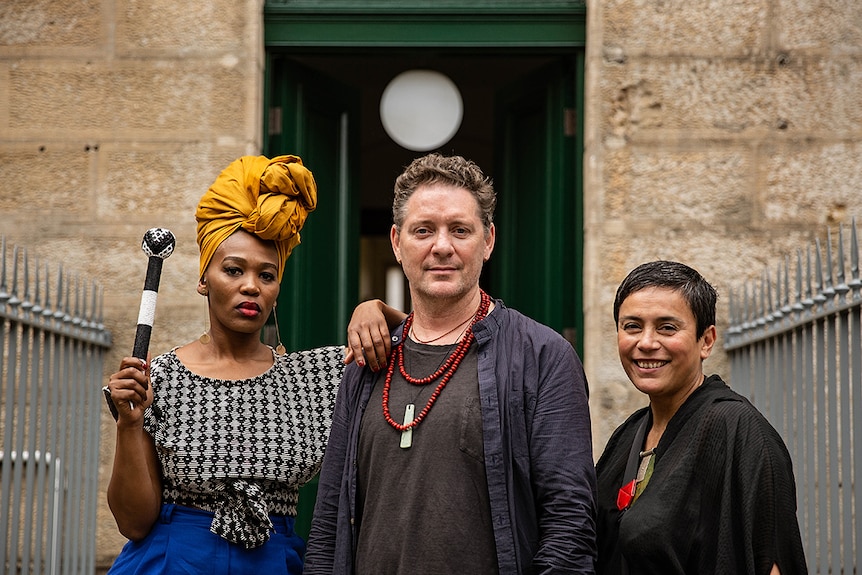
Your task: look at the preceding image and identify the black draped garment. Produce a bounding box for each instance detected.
[596,375,808,575]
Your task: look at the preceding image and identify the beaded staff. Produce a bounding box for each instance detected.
[103,228,176,420]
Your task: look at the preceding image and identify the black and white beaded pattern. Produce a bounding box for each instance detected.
[133,228,175,362]
[143,345,344,549]
[141,227,176,260]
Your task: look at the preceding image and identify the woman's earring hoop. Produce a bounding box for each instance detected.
[199,290,211,344]
[272,305,285,355]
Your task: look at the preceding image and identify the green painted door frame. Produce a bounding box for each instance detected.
[264,0,587,350]
[265,1,586,48]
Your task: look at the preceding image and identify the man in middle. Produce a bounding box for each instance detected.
[305,153,597,575]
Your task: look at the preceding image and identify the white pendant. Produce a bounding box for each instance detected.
[400,404,415,449]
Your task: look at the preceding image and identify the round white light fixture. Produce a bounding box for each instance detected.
[379,69,463,152]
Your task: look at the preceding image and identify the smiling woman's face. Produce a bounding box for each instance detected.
[200,230,280,338]
[616,286,715,406]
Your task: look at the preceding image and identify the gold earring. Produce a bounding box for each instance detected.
[272,305,285,355]
[199,291,211,344]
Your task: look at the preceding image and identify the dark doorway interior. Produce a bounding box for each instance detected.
[289,52,559,222]
[275,51,565,303]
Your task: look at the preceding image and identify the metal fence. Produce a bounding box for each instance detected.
[0,237,112,575]
[725,218,862,575]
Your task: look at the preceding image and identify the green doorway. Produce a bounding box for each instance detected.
[263,0,586,540]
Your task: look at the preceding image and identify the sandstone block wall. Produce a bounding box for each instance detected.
[0,0,265,567]
[583,0,862,450]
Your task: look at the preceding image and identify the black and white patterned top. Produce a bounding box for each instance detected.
[143,345,344,549]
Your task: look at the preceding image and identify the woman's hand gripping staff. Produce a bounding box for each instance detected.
[103,228,175,419]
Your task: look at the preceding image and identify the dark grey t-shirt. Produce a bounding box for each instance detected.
[355,339,498,575]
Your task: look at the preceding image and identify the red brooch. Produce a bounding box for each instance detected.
[617,479,637,511]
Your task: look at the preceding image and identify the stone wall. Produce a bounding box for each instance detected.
[582,0,862,450]
[0,0,265,567]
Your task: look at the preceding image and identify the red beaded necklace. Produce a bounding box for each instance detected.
[382,290,491,433]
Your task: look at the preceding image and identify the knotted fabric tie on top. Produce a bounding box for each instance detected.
[196,155,318,282]
[210,478,274,549]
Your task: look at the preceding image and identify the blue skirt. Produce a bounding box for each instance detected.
[107,504,305,575]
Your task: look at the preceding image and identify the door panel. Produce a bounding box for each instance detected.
[265,58,360,540]
[267,58,360,351]
[493,59,581,348]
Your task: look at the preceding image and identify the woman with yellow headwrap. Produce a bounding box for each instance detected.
[103,155,398,575]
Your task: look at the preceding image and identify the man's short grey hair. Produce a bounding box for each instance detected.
[392,153,496,234]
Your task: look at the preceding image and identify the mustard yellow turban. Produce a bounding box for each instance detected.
[196,155,317,282]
